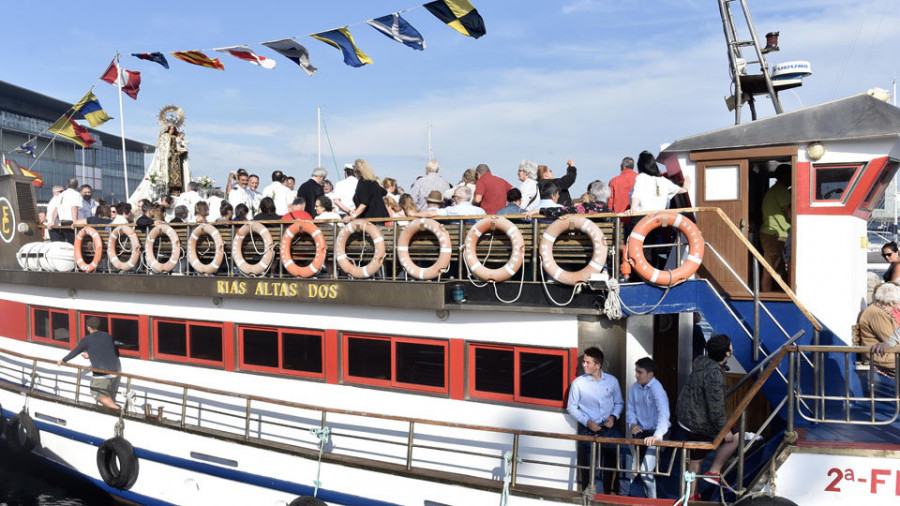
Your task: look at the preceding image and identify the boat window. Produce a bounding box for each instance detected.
[812,163,862,203]
[863,160,900,210]
[154,319,224,366]
[31,307,70,347]
[468,344,568,408]
[343,333,449,394]
[80,313,141,357]
[238,325,324,379]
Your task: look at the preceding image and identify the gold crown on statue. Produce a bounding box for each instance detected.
[157,104,185,129]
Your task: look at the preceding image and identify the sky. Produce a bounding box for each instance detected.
[2,0,898,194]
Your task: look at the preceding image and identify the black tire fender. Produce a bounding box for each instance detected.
[96,436,139,490]
[5,412,40,453]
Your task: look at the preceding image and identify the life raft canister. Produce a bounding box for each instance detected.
[233,221,276,276]
[626,211,704,286]
[280,221,327,278]
[144,224,181,273]
[107,225,141,272]
[539,216,607,286]
[74,226,104,273]
[334,219,385,279]
[187,223,225,274]
[397,218,452,280]
[464,216,525,282]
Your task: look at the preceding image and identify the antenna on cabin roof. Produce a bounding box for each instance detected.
[718,0,810,124]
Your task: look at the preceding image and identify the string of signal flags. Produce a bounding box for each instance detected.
[131,0,485,74]
[5,0,485,181]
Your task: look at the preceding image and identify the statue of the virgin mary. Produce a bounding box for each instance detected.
[128,105,192,206]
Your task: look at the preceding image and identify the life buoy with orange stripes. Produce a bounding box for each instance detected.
[280,221,327,278]
[397,218,452,280]
[107,226,140,272]
[234,222,275,276]
[74,226,103,273]
[334,220,385,279]
[463,216,525,282]
[187,223,225,274]
[144,224,181,273]
[627,212,704,286]
[539,216,607,286]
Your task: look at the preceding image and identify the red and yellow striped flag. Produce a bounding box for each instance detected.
[170,50,225,70]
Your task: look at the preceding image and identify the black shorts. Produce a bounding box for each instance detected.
[682,427,716,461]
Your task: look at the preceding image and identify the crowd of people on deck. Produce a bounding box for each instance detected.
[42,151,697,243]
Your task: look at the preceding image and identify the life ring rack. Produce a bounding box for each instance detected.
[144,224,181,274]
[397,218,452,280]
[107,225,141,272]
[280,221,327,278]
[464,216,526,283]
[538,216,607,286]
[334,219,385,279]
[187,223,225,274]
[626,212,704,286]
[74,226,104,273]
[233,222,276,276]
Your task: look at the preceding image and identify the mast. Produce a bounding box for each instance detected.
[317,106,322,168]
[427,123,433,160]
[115,52,131,199]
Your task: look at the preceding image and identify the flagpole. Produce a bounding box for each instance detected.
[115,52,131,200]
[317,106,322,168]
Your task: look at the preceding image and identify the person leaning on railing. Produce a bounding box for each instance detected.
[859,282,900,379]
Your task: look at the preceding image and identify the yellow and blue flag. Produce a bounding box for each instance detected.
[424,0,486,39]
[72,91,112,127]
[311,27,373,68]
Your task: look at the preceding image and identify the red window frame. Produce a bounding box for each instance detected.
[153,318,225,367]
[342,333,449,395]
[467,343,569,408]
[80,312,142,357]
[863,160,900,210]
[30,306,71,347]
[238,325,326,380]
[810,163,863,204]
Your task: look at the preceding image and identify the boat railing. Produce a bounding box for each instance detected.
[786,345,900,427]
[0,343,796,500]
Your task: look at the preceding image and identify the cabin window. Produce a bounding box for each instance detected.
[31,307,70,347]
[811,163,862,203]
[342,333,448,394]
[468,344,568,407]
[703,165,740,201]
[153,319,224,366]
[81,313,141,357]
[863,160,900,210]
[238,325,324,379]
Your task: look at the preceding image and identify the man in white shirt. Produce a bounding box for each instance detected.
[248,174,262,213]
[205,189,224,222]
[175,182,202,222]
[331,164,358,216]
[45,185,64,241]
[228,173,253,213]
[58,179,82,243]
[419,186,486,218]
[261,171,292,215]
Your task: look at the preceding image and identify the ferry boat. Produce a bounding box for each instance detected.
[0,89,898,506]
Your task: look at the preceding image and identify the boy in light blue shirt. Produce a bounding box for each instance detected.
[619,357,670,498]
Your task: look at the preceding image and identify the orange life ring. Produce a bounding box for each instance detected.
[234,222,275,276]
[627,212,704,286]
[334,220,385,279]
[280,221,327,278]
[397,218,452,280]
[107,226,140,272]
[74,226,103,273]
[144,224,181,273]
[463,216,525,282]
[187,223,225,274]
[539,216,607,286]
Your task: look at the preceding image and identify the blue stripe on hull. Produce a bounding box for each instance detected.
[1,406,401,506]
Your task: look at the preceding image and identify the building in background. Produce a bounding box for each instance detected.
[0,80,152,204]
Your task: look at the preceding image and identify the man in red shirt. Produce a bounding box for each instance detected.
[473,164,513,215]
[608,157,636,213]
[282,197,313,220]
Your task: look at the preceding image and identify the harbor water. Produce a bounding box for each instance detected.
[0,444,119,506]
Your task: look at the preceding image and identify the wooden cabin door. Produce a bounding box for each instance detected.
[695,159,749,295]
